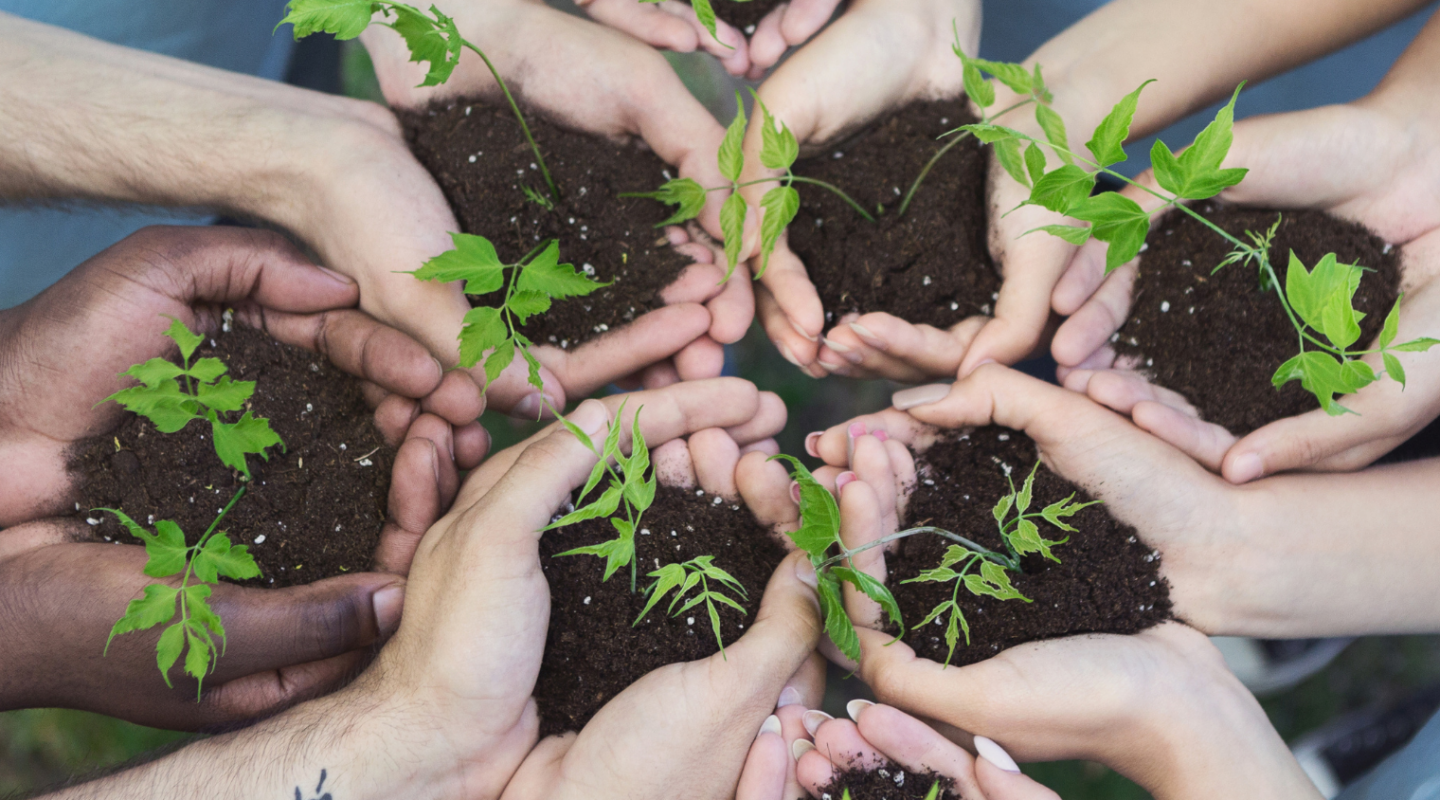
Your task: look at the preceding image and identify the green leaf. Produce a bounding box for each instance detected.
[718,93,747,183]
[944,606,968,666]
[963,561,1030,602]
[690,0,723,45]
[386,4,462,88]
[971,58,1032,95]
[545,484,623,530]
[992,492,1014,525]
[210,409,283,478]
[1023,142,1047,185]
[770,455,841,560]
[507,290,552,325]
[192,534,261,584]
[636,563,687,624]
[924,781,942,800]
[184,584,225,642]
[1271,351,1352,416]
[1380,295,1402,349]
[833,566,904,635]
[962,62,994,109]
[105,381,200,433]
[414,233,506,296]
[753,92,800,171]
[1085,80,1153,168]
[278,0,378,40]
[555,524,634,581]
[696,558,747,597]
[1034,104,1072,165]
[1392,337,1440,353]
[1384,353,1407,387]
[1285,252,1364,348]
[163,317,205,364]
[1039,493,1099,533]
[904,565,960,584]
[818,571,860,663]
[186,358,228,385]
[958,123,1022,145]
[457,306,509,370]
[623,405,649,482]
[122,357,186,388]
[757,186,800,279]
[1340,359,1376,393]
[184,625,212,682]
[720,192,747,282]
[196,376,254,414]
[1025,165,1095,215]
[914,600,953,631]
[1027,224,1092,246]
[155,623,185,688]
[1150,85,1249,200]
[993,138,1029,188]
[102,510,188,577]
[106,584,180,653]
[1007,519,1065,563]
[517,242,605,300]
[629,178,709,227]
[1068,193,1151,272]
[1015,462,1039,514]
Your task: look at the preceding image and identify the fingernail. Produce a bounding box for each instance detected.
[804,432,823,458]
[846,699,874,722]
[791,319,819,343]
[802,709,833,736]
[849,322,887,351]
[758,714,782,740]
[779,686,804,707]
[823,337,862,365]
[795,558,818,590]
[372,584,405,638]
[1229,453,1264,484]
[817,356,848,372]
[874,430,889,443]
[568,399,610,438]
[835,471,856,494]
[792,739,816,760]
[511,392,544,421]
[821,336,852,353]
[893,384,950,411]
[317,265,356,286]
[428,441,442,484]
[790,481,802,504]
[848,422,867,437]
[778,343,803,369]
[975,736,1021,774]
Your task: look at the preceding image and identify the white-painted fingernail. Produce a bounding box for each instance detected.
[778,343,803,368]
[975,736,1021,774]
[791,319,819,342]
[802,709,833,736]
[758,714,782,740]
[779,687,803,708]
[821,336,852,353]
[792,739,816,760]
[849,322,887,351]
[893,383,951,411]
[846,699,874,722]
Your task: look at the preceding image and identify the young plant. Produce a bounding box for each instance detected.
[409,235,606,392]
[279,0,557,202]
[955,57,1439,415]
[635,556,748,655]
[104,317,282,478]
[102,489,261,697]
[625,90,874,281]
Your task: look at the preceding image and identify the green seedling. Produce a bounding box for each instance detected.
[279,0,557,202]
[104,317,282,478]
[774,457,1081,666]
[103,489,260,697]
[636,556,748,656]
[409,235,606,393]
[955,56,1439,415]
[626,90,874,282]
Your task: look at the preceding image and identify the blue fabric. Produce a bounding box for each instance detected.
[0,1,295,309]
[1336,711,1440,800]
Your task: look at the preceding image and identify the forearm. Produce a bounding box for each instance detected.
[1215,457,1440,637]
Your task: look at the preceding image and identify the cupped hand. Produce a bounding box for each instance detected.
[1051,70,1440,482]
[735,0,982,377]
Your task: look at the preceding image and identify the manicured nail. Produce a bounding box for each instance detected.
[795,558,818,590]
[804,432,823,457]
[778,343,803,368]
[817,356,848,372]
[849,322,887,351]
[317,265,356,286]
[779,686,804,707]
[792,739,816,760]
[846,699,874,722]
[791,319,819,343]
[892,384,950,411]
[821,336,852,353]
[372,584,405,638]
[790,481,802,504]
[758,714,783,740]
[823,337,863,365]
[874,430,889,443]
[1229,453,1264,484]
[835,471,857,494]
[802,709,833,736]
[848,422,867,437]
[975,736,1021,774]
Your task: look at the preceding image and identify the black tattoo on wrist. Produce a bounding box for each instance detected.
[294,769,332,800]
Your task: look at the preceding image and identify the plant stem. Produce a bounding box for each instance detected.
[459,41,558,203]
[898,97,1035,218]
[819,526,1019,572]
[786,176,876,222]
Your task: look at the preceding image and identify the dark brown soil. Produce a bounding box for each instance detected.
[787,101,998,333]
[68,323,393,588]
[713,0,785,32]
[818,765,961,800]
[535,484,787,737]
[1115,203,1401,436]
[890,427,1170,667]
[400,101,694,350]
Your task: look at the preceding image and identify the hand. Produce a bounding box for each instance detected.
[362,0,753,411]
[736,0,983,378]
[1050,24,1440,482]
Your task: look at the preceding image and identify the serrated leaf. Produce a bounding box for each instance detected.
[184,584,224,642]
[184,625,212,682]
[1150,85,1250,200]
[1035,104,1072,165]
[278,0,378,40]
[1016,462,1038,514]
[961,62,994,109]
[186,358,228,385]
[386,4,462,87]
[1069,193,1151,272]
[146,520,189,578]
[992,492,1014,524]
[1023,142,1046,185]
[1339,359,1377,393]
[1086,80,1152,168]
[1392,337,1440,353]
[758,186,799,279]
[771,455,841,560]
[193,534,261,584]
[720,192,747,282]
[958,123,1021,145]
[155,623,185,688]
[631,178,709,227]
[106,381,200,433]
[164,317,205,364]
[545,484,623,531]
[507,290,552,325]
[718,93,747,182]
[914,600,952,631]
[904,565,960,584]
[1008,518,1067,562]
[753,93,799,171]
[1380,295,1402,348]
[517,242,605,300]
[698,560,747,597]
[818,571,860,663]
[1026,165,1095,215]
[1027,224,1092,246]
[944,607,967,665]
[993,138,1029,188]
[457,306,509,370]
[196,376,254,413]
[833,566,904,635]
[637,563,688,624]
[413,233,506,296]
[964,561,1030,602]
[691,0,723,45]
[1271,351,1351,416]
[211,410,282,478]
[123,357,186,388]
[106,584,180,653]
[971,58,1032,95]
[1039,493,1099,533]
[1384,353,1407,387]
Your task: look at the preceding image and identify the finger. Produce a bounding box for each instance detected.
[261,308,447,405]
[837,469,887,628]
[742,438,782,457]
[1074,369,1200,418]
[976,746,1060,800]
[1051,262,1139,369]
[654,439,699,489]
[721,551,824,698]
[658,260,727,305]
[827,314,988,382]
[690,428,743,499]
[373,427,451,575]
[812,412,937,468]
[778,0,841,47]
[756,281,825,377]
[796,746,838,794]
[372,393,421,447]
[726,391,789,446]
[1132,401,1237,473]
[641,359,682,390]
[853,704,983,800]
[755,241,826,353]
[811,717,886,771]
[453,421,490,470]
[851,432,900,535]
[539,303,713,399]
[201,650,369,726]
[578,0,701,52]
[737,450,801,531]
[418,369,485,427]
[145,227,360,313]
[1054,346,1117,384]
[748,3,792,71]
[706,249,757,344]
[738,715,791,800]
[675,335,726,381]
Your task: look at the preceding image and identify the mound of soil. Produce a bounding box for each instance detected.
[1114,204,1401,435]
[818,765,960,800]
[787,100,998,332]
[535,484,787,737]
[713,0,785,32]
[69,323,394,588]
[400,101,694,350]
[890,427,1170,667]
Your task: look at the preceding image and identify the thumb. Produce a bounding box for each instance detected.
[721,551,823,697]
[975,743,1060,800]
[150,226,360,314]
